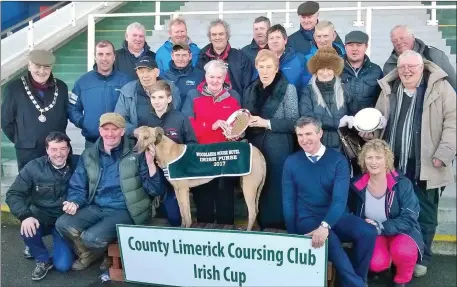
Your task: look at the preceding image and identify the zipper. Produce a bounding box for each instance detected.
[89,167,103,203]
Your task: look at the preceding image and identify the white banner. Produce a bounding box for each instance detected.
[117,225,328,287]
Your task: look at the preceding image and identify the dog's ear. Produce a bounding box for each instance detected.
[155,127,164,145]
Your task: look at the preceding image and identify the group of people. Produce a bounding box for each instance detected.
[2,1,456,286]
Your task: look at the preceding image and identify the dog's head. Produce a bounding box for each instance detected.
[133,126,165,153]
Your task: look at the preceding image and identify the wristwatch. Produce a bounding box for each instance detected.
[321,221,331,230]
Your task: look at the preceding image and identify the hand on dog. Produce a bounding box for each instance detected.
[145,147,156,165]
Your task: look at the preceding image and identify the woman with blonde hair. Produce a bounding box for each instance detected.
[242,49,299,229]
[350,139,424,287]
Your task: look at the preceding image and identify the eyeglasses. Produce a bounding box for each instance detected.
[397,64,422,72]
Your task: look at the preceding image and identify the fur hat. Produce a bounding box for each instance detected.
[307,47,344,76]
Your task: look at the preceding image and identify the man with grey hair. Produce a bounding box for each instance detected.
[197,19,254,98]
[115,22,156,79]
[155,18,200,72]
[241,16,271,65]
[368,49,456,277]
[384,25,456,89]
[283,116,376,287]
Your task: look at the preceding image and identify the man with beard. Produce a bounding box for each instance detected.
[2,49,68,172]
[115,56,182,137]
[197,19,255,98]
[341,31,383,114]
[384,25,456,89]
[288,1,343,56]
[115,22,156,79]
[6,132,78,280]
[69,40,131,148]
[242,16,271,65]
[155,18,200,72]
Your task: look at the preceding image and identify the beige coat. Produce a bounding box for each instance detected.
[375,60,456,189]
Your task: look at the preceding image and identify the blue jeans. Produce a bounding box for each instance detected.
[297,213,377,287]
[21,224,74,272]
[55,205,134,249]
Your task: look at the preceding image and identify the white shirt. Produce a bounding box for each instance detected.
[305,144,326,163]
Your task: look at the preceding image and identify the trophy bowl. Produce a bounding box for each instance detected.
[224,109,251,139]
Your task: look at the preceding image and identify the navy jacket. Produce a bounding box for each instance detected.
[197,43,255,99]
[288,24,343,56]
[68,66,131,142]
[241,39,267,66]
[115,41,156,80]
[341,56,383,114]
[350,170,424,261]
[161,62,204,104]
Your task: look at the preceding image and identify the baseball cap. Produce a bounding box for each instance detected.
[135,56,158,70]
[99,113,125,128]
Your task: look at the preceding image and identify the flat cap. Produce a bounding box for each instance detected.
[172,41,190,51]
[297,1,319,15]
[345,30,369,44]
[99,113,125,128]
[29,49,55,66]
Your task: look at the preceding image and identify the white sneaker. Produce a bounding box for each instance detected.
[413,264,427,277]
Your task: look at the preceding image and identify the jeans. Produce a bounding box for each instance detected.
[370,235,418,284]
[55,205,134,249]
[160,188,182,227]
[21,224,74,272]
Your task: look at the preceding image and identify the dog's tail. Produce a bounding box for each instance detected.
[255,150,266,215]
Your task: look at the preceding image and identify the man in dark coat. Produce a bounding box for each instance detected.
[115,22,156,80]
[288,1,343,56]
[197,19,255,99]
[241,16,271,65]
[1,49,69,172]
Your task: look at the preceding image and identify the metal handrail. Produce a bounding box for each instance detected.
[1,1,69,37]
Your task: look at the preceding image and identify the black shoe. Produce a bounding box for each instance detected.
[24,246,33,259]
[31,261,53,281]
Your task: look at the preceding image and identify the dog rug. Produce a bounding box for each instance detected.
[164,142,252,180]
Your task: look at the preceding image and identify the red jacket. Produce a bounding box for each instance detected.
[189,84,241,144]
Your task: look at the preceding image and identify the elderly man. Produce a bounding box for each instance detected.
[161,42,204,104]
[241,16,271,65]
[69,40,131,148]
[366,50,456,277]
[115,56,181,137]
[288,1,343,56]
[55,113,166,271]
[283,116,377,287]
[115,22,156,79]
[156,18,200,72]
[197,19,255,98]
[384,25,456,89]
[266,24,306,90]
[6,132,78,280]
[341,31,383,114]
[1,49,68,172]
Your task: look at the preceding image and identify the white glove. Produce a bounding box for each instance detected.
[377,115,387,130]
[338,115,355,128]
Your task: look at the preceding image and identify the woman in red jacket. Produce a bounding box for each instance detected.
[181,59,242,224]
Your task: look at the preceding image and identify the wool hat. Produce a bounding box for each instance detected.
[297,1,319,15]
[307,47,344,76]
[29,49,55,66]
[99,113,125,128]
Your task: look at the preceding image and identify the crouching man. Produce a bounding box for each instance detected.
[6,132,78,280]
[55,113,165,271]
[282,117,377,287]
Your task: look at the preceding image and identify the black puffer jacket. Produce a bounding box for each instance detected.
[115,40,156,80]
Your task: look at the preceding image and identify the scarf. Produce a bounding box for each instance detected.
[388,83,418,174]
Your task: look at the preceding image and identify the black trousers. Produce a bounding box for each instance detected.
[413,180,442,266]
[191,177,236,225]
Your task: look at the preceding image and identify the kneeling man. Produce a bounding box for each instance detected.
[6,132,78,280]
[56,113,165,271]
[282,116,377,287]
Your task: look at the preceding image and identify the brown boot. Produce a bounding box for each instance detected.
[71,250,104,271]
[65,228,90,257]
[99,255,112,272]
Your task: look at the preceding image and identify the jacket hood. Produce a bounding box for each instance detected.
[378,59,448,96]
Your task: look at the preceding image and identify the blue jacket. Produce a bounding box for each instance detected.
[114,79,182,137]
[115,40,156,80]
[156,40,200,72]
[66,137,163,209]
[68,66,131,142]
[341,55,383,114]
[288,24,344,56]
[302,42,346,86]
[161,62,204,104]
[350,170,424,261]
